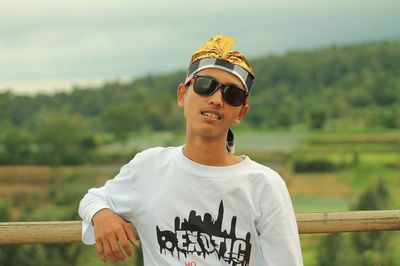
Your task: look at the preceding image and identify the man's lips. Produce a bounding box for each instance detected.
[200,109,223,120]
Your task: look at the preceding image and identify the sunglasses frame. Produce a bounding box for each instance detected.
[188,75,248,106]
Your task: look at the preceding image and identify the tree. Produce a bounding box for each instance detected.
[0,127,33,164]
[307,107,326,130]
[351,179,395,266]
[317,179,395,266]
[276,107,292,128]
[101,102,144,140]
[381,107,399,129]
[33,111,92,165]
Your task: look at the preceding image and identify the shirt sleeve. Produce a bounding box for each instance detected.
[78,157,139,245]
[257,175,303,266]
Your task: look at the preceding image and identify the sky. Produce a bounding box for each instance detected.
[1,0,399,95]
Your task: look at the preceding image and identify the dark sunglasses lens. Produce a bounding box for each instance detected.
[193,76,216,95]
[193,76,246,106]
[224,87,246,106]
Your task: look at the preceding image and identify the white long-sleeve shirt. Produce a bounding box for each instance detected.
[79,146,303,266]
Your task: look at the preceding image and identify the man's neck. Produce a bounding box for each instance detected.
[183,135,241,166]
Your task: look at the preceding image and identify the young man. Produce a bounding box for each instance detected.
[79,35,303,266]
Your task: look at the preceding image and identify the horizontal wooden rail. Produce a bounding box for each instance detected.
[297,210,400,234]
[0,210,399,244]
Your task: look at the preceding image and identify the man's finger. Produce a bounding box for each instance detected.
[116,228,135,258]
[124,222,140,248]
[96,241,108,263]
[104,238,120,262]
[109,236,126,261]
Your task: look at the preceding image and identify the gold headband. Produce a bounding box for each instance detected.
[187,35,255,92]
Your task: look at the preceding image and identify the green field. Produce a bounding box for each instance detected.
[1,129,399,266]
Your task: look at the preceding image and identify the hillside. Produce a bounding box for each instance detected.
[2,41,399,130]
[1,41,399,164]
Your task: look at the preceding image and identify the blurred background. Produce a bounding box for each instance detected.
[0,0,399,265]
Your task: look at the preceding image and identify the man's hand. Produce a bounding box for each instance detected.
[92,208,140,263]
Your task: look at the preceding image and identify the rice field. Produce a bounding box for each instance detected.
[1,129,399,266]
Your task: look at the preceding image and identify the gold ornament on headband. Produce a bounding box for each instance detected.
[189,35,255,78]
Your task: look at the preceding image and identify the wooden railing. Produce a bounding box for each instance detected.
[1,210,400,244]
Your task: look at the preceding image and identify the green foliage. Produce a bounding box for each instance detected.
[0,41,399,164]
[34,112,84,165]
[317,179,396,266]
[354,178,391,210]
[0,241,83,266]
[0,112,96,165]
[0,166,146,266]
[0,127,33,164]
[0,129,398,265]
[0,169,91,266]
[350,179,395,266]
[101,102,144,140]
[381,107,400,129]
[317,233,356,266]
[307,107,327,130]
[294,158,338,172]
[276,106,292,128]
[0,199,11,221]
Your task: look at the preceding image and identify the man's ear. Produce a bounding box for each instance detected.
[177,83,187,107]
[233,97,249,124]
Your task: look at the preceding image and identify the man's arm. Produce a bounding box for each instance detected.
[78,157,142,262]
[258,177,303,265]
[92,208,140,263]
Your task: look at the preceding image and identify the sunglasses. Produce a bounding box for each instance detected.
[188,75,248,106]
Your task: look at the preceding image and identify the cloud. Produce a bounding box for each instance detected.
[1,0,399,94]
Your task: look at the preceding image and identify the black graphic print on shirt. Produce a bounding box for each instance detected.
[156,200,252,266]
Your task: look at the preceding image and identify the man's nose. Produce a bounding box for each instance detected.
[208,87,224,107]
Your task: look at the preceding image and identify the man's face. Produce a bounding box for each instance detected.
[177,68,248,140]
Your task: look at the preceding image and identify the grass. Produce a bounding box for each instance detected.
[77,244,141,266]
[359,152,400,164]
[393,234,400,265]
[300,235,322,266]
[292,196,351,212]
[338,164,400,191]
[98,131,184,154]
[235,130,306,152]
